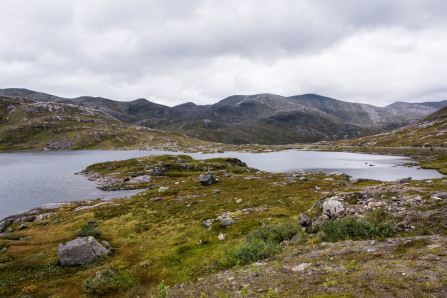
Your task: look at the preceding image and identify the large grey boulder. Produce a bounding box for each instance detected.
[396,177,412,184]
[322,197,345,218]
[199,174,218,186]
[58,237,108,266]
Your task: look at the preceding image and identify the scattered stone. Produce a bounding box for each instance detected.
[322,197,345,218]
[396,177,412,184]
[221,218,235,227]
[211,189,220,195]
[101,240,111,249]
[34,212,55,222]
[235,198,243,204]
[73,202,110,211]
[299,213,311,226]
[299,177,308,181]
[158,186,169,193]
[292,263,311,272]
[203,219,214,228]
[218,233,226,241]
[87,220,98,227]
[199,174,218,186]
[425,180,434,185]
[58,236,108,266]
[223,173,232,178]
[19,224,27,231]
[1,247,6,252]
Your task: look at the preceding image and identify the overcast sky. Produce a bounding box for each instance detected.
[1,0,447,106]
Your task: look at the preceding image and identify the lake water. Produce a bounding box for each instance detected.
[0,150,443,220]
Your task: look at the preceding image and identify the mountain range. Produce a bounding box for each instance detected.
[0,95,210,151]
[1,88,446,144]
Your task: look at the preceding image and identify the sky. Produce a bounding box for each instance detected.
[1,0,447,107]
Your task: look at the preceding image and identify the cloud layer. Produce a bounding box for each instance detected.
[1,0,447,106]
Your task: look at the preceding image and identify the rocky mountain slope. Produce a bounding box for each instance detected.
[0,96,212,151]
[2,88,446,144]
[336,105,447,148]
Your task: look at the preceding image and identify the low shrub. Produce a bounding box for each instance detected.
[319,217,393,242]
[82,267,118,294]
[227,222,303,265]
[229,238,280,265]
[82,267,134,294]
[74,226,101,238]
[247,222,302,243]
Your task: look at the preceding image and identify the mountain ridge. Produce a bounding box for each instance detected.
[1,88,446,144]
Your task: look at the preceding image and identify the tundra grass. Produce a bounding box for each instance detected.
[0,155,344,296]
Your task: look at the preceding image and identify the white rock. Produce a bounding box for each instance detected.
[292,263,311,272]
[322,198,345,218]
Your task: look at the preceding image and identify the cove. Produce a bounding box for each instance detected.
[0,150,443,219]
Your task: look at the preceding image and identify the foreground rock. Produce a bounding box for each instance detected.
[58,236,108,266]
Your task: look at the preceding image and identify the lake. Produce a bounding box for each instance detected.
[0,150,443,220]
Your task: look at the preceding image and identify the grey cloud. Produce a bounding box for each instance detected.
[0,0,447,105]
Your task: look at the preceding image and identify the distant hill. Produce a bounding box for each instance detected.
[0,96,210,151]
[1,88,446,144]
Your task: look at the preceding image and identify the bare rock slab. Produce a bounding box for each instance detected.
[58,236,108,266]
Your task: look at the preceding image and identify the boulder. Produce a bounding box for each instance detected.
[221,218,235,227]
[292,263,311,272]
[199,174,218,186]
[299,213,311,226]
[87,220,98,227]
[309,214,328,232]
[58,237,108,266]
[396,177,412,184]
[224,158,247,167]
[322,198,345,218]
[350,177,369,184]
[128,175,151,184]
[158,186,169,193]
[218,233,226,241]
[433,192,447,200]
[0,220,11,233]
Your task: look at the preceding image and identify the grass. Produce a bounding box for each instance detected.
[0,154,336,296]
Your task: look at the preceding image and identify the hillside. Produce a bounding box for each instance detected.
[336,106,447,148]
[0,96,212,152]
[2,88,446,144]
